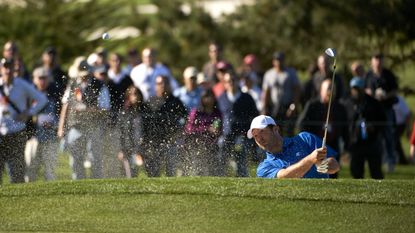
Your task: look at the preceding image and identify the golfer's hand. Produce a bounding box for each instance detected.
[316,158,329,173]
[308,147,327,164]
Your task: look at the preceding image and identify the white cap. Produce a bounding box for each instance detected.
[246,115,276,139]
[183,66,198,79]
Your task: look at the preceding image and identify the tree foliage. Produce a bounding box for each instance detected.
[0,0,413,77]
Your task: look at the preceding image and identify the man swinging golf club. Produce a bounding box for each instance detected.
[248,115,340,178]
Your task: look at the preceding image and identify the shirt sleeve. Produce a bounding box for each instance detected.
[257,159,288,178]
[298,131,337,158]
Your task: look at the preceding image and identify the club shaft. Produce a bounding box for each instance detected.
[322,58,336,148]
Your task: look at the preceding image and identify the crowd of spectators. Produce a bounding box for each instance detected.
[0,40,413,184]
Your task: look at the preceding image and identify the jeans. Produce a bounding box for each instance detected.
[0,131,27,184]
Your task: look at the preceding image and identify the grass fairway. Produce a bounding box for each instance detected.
[1,178,414,233]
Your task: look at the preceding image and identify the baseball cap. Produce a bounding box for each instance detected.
[32,67,50,79]
[44,46,57,55]
[196,72,208,84]
[349,77,364,89]
[183,66,198,79]
[78,60,93,77]
[273,52,285,61]
[216,61,230,71]
[247,115,277,139]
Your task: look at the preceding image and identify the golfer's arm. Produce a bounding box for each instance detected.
[276,157,314,178]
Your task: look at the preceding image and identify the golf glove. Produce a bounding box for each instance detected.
[316,158,329,173]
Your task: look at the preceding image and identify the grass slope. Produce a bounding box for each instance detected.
[1,178,414,233]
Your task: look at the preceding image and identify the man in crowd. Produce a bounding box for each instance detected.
[0,58,48,184]
[262,52,301,136]
[297,79,349,178]
[218,72,258,177]
[130,47,178,100]
[58,58,110,180]
[174,66,202,112]
[346,77,386,179]
[142,75,187,177]
[365,53,399,173]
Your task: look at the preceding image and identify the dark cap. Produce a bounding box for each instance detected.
[372,52,384,59]
[128,48,138,56]
[0,58,14,68]
[273,52,285,61]
[44,46,57,55]
[216,61,230,71]
[78,60,93,76]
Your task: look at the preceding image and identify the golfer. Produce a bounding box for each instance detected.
[247,115,340,178]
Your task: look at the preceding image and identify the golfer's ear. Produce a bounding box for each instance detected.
[272,125,280,134]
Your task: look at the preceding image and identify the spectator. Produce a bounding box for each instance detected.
[2,41,30,81]
[310,54,345,101]
[248,115,340,178]
[240,71,262,112]
[202,42,223,83]
[183,89,222,176]
[25,67,58,182]
[365,53,399,173]
[130,48,179,100]
[262,52,300,136]
[300,63,319,107]
[218,72,258,177]
[141,75,187,177]
[393,95,411,164]
[196,72,212,91]
[0,58,48,184]
[347,77,386,179]
[38,46,68,113]
[212,61,231,98]
[122,48,141,76]
[95,47,109,71]
[106,53,133,122]
[240,53,263,86]
[410,121,415,163]
[118,85,147,178]
[58,58,110,180]
[174,66,202,112]
[297,78,349,178]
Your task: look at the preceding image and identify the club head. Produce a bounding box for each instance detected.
[325,48,336,58]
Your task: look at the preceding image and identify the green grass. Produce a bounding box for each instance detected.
[1,178,414,233]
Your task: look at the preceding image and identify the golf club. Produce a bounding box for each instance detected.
[322,48,336,149]
[317,48,337,173]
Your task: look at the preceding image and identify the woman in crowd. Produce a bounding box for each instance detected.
[118,85,147,178]
[184,89,223,176]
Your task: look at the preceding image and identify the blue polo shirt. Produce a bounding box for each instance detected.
[257,132,337,179]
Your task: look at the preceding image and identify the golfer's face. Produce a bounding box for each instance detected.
[252,126,282,152]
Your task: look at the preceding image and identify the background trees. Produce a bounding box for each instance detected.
[0,0,414,85]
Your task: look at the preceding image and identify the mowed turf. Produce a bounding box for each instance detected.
[0,178,414,233]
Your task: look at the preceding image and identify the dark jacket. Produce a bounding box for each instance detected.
[143,94,187,143]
